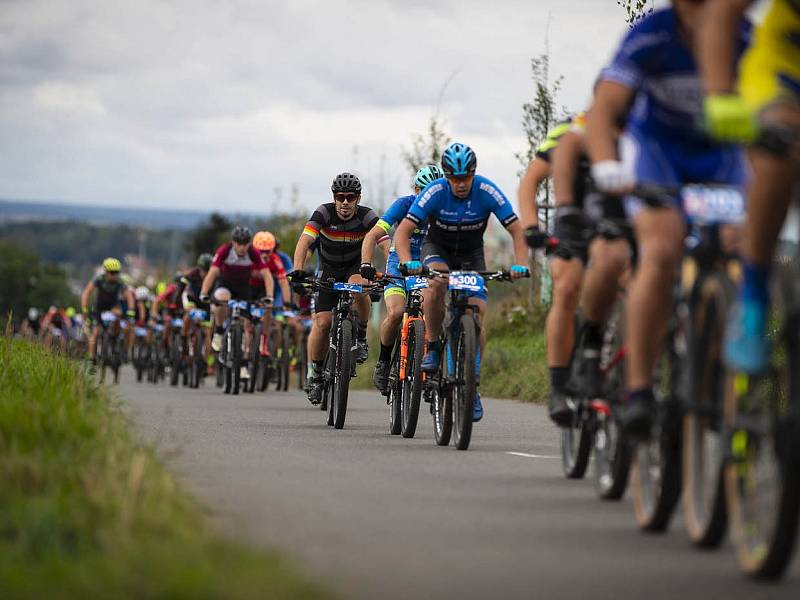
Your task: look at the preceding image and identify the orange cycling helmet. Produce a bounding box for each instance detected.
[253,231,276,252]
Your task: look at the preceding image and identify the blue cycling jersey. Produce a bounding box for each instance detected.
[602,8,751,147]
[377,194,426,260]
[406,175,518,254]
[274,250,293,306]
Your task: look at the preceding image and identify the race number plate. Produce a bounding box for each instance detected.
[683,185,745,224]
[153,323,165,333]
[135,327,148,337]
[333,282,362,293]
[250,307,265,318]
[281,310,297,318]
[227,299,248,309]
[448,271,484,292]
[404,276,429,291]
[189,308,208,321]
[100,311,117,324]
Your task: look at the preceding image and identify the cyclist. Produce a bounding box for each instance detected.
[290,172,384,404]
[360,164,443,392]
[41,303,72,347]
[698,0,800,374]
[251,231,292,356]
[199,225,274,380]
[585,0,750,435]
[81,258,135,364]
[395,143,531,421]
[20,307,41,339]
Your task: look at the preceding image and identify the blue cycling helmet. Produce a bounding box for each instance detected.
[441,142,477,177]
[414,164,444,189]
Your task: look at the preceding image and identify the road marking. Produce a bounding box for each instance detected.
[506,451,560,459]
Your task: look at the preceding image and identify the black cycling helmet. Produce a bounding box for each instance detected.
[231,225,251,244]
[197,253,213,270]
[331,172,362,194]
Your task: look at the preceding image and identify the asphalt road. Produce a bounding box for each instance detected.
[119,369,799,600]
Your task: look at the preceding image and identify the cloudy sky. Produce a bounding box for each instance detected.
[0,0,668,215]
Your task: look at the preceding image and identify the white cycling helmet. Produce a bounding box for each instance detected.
[135,286,150,301]
[28,307,39,320]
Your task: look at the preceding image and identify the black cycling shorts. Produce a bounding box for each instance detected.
[420,241,487,271]
[214,278,253,303]
[315,262,361,313]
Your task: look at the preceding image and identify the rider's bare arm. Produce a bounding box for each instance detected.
[293,234,314,272]
[361,224,385,264]
[393,218,416,264]
[200,265,220,297]
[551,130,586,206]
[261,268,275,298]
[586,81,634,164]
[697,0,752,94]
[80,281,94,312]
[518,158,551,228]
[505,220,530,267]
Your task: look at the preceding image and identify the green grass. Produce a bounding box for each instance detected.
[0,337,329,600]
[352,289,549,403]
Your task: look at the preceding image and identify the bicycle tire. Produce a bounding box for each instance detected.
[388,341,402,435]
[169,333,180,386]
[453,315,477,451]
[724,261,800,579]
[401,319,425,439]
[248,324,261,394]
[231,323,242,395]
[594,301,631,499]
[223,328,233,394]
[298,331,309,391]
[324,347,334,422]
[280,331,290,391]
[431,342,452,446]
[682,271,731,547]
[561,405,592,479]
[332,319,354,429]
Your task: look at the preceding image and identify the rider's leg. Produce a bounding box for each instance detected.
[625,207,685,430]
[380,292,406,355]
[309,311,332,363]
[89,324,99,359]
[546,258,584,386]
[581,238,629,324]
[211,288,230,351]
[421,261,449,342]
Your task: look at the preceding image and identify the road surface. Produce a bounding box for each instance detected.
[118,370,799,599]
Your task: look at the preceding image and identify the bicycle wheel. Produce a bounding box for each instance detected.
[169,333,180,386]
[231,323,242,395]
[192,329,205,388]
[298,332,309,391]
[561,402,592,479]
[724,261,800,579]
[332,319,354,429]
[682,271,731,547]
[594,301,631,499]
[401,318,425,439]
[247,324,261,394]
[324,348,335,423]
[280,331,291,391]
[223,328,233,394]
[453,315,477,451]
[388,341,402,435]
[431,343,453,446]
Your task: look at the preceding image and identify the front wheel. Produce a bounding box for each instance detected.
[561,401,592,479]
[388,340,402,435]
[401,319,425,439]
[332,319,354,429]
[452,316,477,451]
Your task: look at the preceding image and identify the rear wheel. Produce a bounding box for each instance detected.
[401,319,425,439]
[388,341,402,435]
[169,333,180,386]
[231,323,242,395]
[248,324,262,394]
[452,316,477,451]
[332,320,354,429]
[431,341,452,446]
[561,401,592,479]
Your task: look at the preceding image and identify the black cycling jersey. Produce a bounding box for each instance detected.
[92,275,125,309]
[303,203,379,268]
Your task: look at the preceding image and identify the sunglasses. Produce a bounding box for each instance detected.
[334,193,358,203]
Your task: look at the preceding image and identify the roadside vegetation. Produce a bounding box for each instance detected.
[0,336,327,600]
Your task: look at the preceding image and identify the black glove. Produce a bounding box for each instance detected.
[524,225,548,249]
[360,262,377,281]
[292,282,309,296]
[554,211,592,245]
[288,269,310,282]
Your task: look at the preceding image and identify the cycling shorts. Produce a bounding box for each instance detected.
[383,252,408,299]
[214,278,253,303]
[420,240,488,302]
[738,0,800,113]
[315,262,361,313]
[620,128,747,217]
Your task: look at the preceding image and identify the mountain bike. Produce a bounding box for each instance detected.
[297,315,312,392]
[96,311,123,384]
[421,267,526,451]
[246,301,270,394]
[722,127,800,578]
[292,276,374,429]
[132,323,150,382]
[186,308,209,388]
[168,316,187,387]
[375,273,427,438]
[147,320,168,384]
[272,308,295,392]
[213,297,252,396]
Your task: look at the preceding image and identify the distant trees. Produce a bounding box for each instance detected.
[185,212,232,258]
[617,0,653,24]
[0,241,77,322]
[402,116,451,177]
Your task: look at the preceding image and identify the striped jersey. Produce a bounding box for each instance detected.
[302,203,380,268]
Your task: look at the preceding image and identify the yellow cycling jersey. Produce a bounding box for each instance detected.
[738,0,800,110]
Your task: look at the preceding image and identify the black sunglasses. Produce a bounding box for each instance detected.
[334,193,358,203]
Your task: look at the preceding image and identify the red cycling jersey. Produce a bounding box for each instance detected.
[248,252,286,288]
[212,243,268,285]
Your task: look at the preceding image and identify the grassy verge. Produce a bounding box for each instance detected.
[352,287,549,403]
[0,337,328,600]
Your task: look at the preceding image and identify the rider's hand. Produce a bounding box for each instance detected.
[199,294,210,303]
[288,269,310,282]
[591,160,634,194]
[401,260,423,275]
[360,262,377,281]
[292,282,309,296]
[704,94,756,143]
[126,309,136,319]
[263,296,274,306]
[509,265,530,280]
[524,224,548,249]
